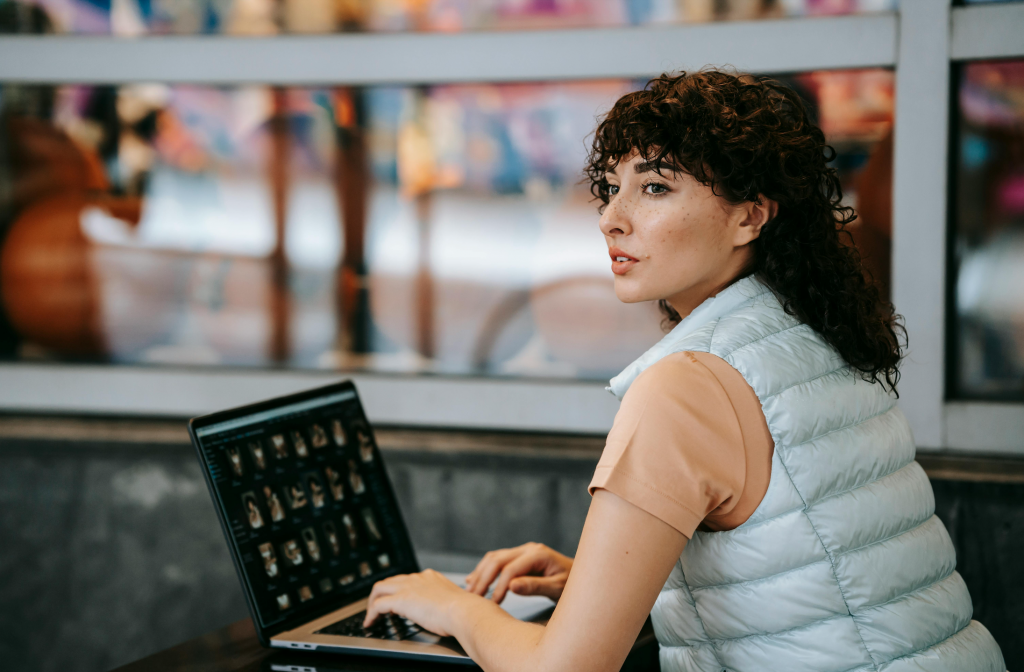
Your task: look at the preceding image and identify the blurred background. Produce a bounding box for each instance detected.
[0,1,1022,671]
[0,0,901,381]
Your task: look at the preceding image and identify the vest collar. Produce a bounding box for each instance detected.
[607,275,770,400]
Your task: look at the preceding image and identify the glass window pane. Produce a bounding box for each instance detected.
[1,0,896,36]
[0,69,893,379]
[952,59,1024,400]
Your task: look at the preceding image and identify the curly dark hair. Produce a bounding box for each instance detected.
[585,70,904,393]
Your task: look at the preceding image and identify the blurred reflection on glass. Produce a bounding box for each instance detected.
[953,60,1024,400]
[0,67,893,379]
[795,69,895,299]
[9,0,895,35]
[357,81,666,378]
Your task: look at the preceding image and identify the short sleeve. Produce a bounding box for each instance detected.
[588,352,749,538]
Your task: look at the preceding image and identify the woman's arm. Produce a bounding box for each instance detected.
[364,489,687,672]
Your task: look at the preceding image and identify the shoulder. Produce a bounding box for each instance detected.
[620,351,735,420]
[626,351,726,399]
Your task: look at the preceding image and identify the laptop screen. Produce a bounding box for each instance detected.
[191,383,418,634]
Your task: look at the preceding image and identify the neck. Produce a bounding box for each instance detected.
[666,252,754,320]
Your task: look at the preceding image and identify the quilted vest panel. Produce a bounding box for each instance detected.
[609,277,1005,672]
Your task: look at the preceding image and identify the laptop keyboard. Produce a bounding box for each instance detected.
[316,611,429,641]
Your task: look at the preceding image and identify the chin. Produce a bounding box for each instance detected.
[612,280,653,304]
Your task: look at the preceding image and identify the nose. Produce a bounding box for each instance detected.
[599,191,632,238]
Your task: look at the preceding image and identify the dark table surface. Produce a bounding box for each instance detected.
[109,617,660,672]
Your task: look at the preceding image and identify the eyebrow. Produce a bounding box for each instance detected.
[604,160,684,177]
[634,160,683,175]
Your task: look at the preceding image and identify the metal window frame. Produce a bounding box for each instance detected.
[0,14,896,84]
[0,363,622,434]
[891,0,952,452]
[951,2,1024,62]
[892,1,1024,456]
[1,3,1022,453]
[937,1,1024,456]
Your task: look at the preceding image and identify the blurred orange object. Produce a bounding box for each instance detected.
[0,114,138,356]
[1,195,105,355]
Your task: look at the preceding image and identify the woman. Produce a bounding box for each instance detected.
[363,72,1005,671]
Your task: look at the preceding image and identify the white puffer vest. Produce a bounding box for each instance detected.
[609,276,1005,672]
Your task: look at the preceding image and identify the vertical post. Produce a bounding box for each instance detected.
[268,87,291,364]
[891,0,951,449]
[398,86,435,363]
[333,86,371,355]
[414,191,434,360]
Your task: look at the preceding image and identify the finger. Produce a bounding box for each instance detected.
[464,554,490,593]
[368,575,403,601]
[363,594,400,628]
[467,549,518,596]
[467,551,511,594]
[364,576,406,626]
[465,555,489,585]
[491,552,545,604]
[509,575,565,600]
[364,577,403,626]
[467,543,539,593]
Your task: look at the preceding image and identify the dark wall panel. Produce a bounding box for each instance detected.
[932,479,1024,669]
[0,444,247,672]
[0,433,1021,671]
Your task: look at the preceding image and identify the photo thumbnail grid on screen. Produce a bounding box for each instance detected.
[196,390,413,628]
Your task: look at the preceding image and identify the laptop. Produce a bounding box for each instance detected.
[189,380,553,664]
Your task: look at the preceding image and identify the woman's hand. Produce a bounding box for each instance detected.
[465,542,574,603]
[363,569,473,637]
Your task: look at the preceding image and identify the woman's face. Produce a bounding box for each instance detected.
[599,152,774,317]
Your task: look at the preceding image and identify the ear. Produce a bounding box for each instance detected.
[734,196,777,246]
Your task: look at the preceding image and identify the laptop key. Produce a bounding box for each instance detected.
[317,610,434,642]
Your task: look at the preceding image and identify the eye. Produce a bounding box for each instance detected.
[642,181,669,195]
[607,184,620,197]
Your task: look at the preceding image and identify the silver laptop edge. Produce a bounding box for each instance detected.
[271,572,554,660]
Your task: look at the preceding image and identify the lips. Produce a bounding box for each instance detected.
[609,247,639,275]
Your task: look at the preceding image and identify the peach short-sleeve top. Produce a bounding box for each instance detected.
[588,351,774,538]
